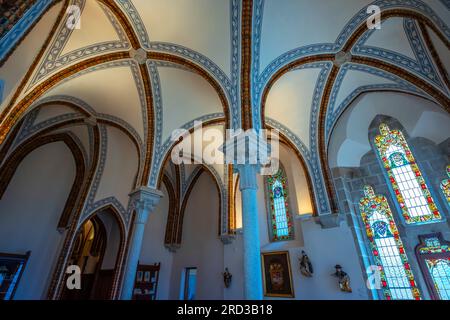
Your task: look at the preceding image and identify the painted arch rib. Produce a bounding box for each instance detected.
[97,0,140,49]
[417,23,450,90]
[241,0,253,129]
[147,52,231,129]
[260,9,450,214]
[316,58,450,215]
[260,54,335,128]
[0,1,67,69]
[13,98,143,175]
[155,117,225,190]
[162,173,179,248]
[0,1,68,123]
[0,133,86,229]
[139,63,153,185]
[0,52,130,145]
[265,124,318,216]
[343,9,450,53]
[1,51,231,192]
[47,125,100,299]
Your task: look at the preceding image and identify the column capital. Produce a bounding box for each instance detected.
[164,243,180,252]
[314,213,344,229]
[220,129,270,166]
[220,234,236,245]
[235,164,260,191]
[129,186,164,224]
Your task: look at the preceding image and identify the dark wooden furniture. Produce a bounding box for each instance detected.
[132,262,160,300]
[0,251,30,300]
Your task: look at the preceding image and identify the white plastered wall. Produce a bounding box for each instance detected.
[139,184,174,300]
[168,173,224,300]
[94,126,139,209]
[98,211,121,270]
[328,92,450,168]
[0,142,75,299]
[144,151,367,299]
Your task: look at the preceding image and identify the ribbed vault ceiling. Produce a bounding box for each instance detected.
[0,0,448,216]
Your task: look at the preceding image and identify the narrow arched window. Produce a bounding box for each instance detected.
[265,167,293,241]
[374,123,441,224]
[416,234,450,300]
[441,165,450,206]
[359,186,420,300]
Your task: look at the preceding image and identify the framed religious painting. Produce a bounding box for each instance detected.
[261,251,294,298]
[0,251,30,300]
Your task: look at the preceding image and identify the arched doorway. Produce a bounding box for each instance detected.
[61,207,123,300]
[0,138,82,300]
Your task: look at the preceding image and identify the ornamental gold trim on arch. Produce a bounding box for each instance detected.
[260,9,450,215]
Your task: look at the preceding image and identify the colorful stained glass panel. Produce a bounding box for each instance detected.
[266,168,293,241]
[426,259,450,300]
[359,185,420,300]
[374,124,441,224]
[441,165,450,205]
[416,234,450,300]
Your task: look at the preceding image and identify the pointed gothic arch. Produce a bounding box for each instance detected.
[59,204,127,300]
[0,133,86,230]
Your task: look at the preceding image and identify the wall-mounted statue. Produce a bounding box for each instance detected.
[299,250,313,277]
[333,264,352,293]
[223,267,232,288]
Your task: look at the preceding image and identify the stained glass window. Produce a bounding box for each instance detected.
[359,185,420,300]
[416,234,450,300]
[266,167,293,241]
[441,165,450,205]
[374,123,441,224]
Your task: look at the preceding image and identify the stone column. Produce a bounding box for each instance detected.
[121,186,163,300]
[221,131,269,300]
[236,164,263,300]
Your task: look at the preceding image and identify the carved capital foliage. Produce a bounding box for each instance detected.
[221,130,270,166]
[314,213,345,229]
[220,234,236,245]
[129,186,164,224]
[235,164,259,191]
